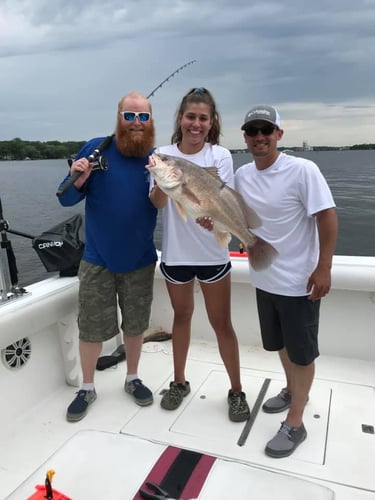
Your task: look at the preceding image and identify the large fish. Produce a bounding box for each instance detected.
[147,153,278,270]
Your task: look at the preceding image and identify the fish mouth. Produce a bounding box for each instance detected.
[153,153,171,163]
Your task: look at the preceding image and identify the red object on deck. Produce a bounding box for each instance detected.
[27,484,72,500]
[229,251,248,258]
[133,446,216,500]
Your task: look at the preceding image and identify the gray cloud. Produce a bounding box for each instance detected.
[1,0,375,148]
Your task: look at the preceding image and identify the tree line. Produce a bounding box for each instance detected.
[350,143,375,150]
[1,138,375,161]
[0,138,85,161]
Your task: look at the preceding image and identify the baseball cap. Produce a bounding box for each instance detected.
[241,105,281,130]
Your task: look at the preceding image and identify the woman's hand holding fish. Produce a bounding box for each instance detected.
[196,216,214,231]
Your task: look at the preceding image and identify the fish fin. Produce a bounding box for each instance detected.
[174,201,188,221]
[181,184,203,204]
[213,229,232,248]
[205,166,220,178]
[226,186,262,229]
[246,237,278,270]
[243,204,262,229]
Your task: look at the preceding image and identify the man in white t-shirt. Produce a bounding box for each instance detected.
[235,105,337,458]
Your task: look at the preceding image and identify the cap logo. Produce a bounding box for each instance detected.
[248,109,271,118]
[241,105,280,130]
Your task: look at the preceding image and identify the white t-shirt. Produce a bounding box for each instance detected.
[234,152,336,296]
[156,143,234,265]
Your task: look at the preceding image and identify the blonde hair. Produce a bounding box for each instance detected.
[118,91,152,113]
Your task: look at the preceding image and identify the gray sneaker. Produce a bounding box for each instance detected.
[262,388,291,413]
[160,381,191,410]
[265,421,307,458]
[125,378,153,406]
[66,389,97,422]
[227,390,251,422]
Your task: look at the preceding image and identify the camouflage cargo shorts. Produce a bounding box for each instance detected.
[77,260,156,342]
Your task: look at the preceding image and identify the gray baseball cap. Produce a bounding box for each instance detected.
[241,105,281,130]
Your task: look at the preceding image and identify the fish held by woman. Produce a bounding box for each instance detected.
[147,153,278,270]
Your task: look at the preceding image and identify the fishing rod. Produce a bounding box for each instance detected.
[146,59,197,98]
[56,60,197,198]
[2,62,199,292]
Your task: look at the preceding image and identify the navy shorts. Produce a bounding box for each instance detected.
[255,288,320,365]
[159,262,231,284]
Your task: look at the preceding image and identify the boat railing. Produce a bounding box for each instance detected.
[0,200,29,303]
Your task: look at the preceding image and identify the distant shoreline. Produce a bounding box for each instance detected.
[1,137,374,161]
[230,145,375,154]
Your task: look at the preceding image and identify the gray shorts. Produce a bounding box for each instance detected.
[78,260,156,342]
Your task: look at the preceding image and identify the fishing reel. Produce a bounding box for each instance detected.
[67,150,108,172]
[57,150,109,198]
[86,148,109,172]
[56,134,113,197]
[0,218,9,233]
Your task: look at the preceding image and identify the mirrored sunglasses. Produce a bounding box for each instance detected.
[119,111,151,122]
[244,125,276,137]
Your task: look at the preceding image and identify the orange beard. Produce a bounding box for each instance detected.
[115,120,155,157]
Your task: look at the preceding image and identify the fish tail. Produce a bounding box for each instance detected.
[246,237,278,270]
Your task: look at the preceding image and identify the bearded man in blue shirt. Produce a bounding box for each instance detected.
[58,91,158,422]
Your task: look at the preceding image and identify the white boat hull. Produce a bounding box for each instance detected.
[1,255,374,499]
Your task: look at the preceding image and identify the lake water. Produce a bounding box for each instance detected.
[0,150,374,286]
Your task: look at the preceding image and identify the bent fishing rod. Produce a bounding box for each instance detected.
[56,60,197,197]
[146,59,197,98]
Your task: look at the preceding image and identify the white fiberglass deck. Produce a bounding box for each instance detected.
[1,255,374,500]
[9,431,334,500]
[2,338,375,500]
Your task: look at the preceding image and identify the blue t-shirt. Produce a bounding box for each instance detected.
[58,137,157,273]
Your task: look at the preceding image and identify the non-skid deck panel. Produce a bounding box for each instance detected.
[6,430,334,500]
[170,372,330,465]
[121,361,375,493]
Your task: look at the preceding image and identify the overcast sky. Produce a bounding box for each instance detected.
[1,0,375,149]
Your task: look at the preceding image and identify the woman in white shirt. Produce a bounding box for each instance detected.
[150,88,250,422]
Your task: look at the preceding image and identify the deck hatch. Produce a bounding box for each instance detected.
[122,362,375,492]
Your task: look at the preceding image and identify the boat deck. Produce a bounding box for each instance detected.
[2,336,375,499]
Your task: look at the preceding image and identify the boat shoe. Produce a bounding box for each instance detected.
[262,388,309,414]
[262,388,292,413]
[66,389,97,422]
[160,381,191,410]
[265,421,307,458]
[125,378,153,406]
[227,390,251,422]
